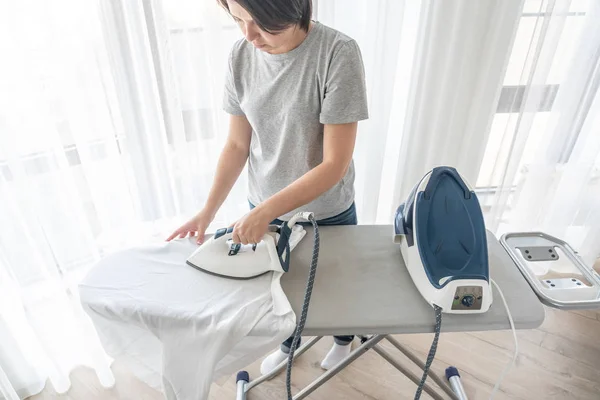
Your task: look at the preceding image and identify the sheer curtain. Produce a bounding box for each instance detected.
[4,0,593,398]
[389,0,525,209]
[1,0,130,397]
[0,0,426,396]
[477,0,600,266]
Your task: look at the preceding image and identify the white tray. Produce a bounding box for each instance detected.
[500,232,600,310]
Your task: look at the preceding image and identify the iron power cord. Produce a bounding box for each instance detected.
[285,214,320,400]
[489,278,518,399]
[414,304,443,400]
[414,279,517,400]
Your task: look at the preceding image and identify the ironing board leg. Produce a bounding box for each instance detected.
[245,336,322,391]
[371,344,447,400]
[291,334,387,400]
[384,336,459,400]
[240,334,460,400]
[236,379,247,400]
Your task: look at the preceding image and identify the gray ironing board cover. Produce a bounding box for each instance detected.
[283,225,545,336]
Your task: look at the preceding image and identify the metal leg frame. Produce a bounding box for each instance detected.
[383,336,460,400]
[236,335,467,400]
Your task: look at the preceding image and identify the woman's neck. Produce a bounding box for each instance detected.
[269,22,314,54]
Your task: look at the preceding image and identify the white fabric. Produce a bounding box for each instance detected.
[79,238,296,400]
[478,0,600,266]
[390,0,524,204]
[388,0,600,265]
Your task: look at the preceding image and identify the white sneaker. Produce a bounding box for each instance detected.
[320,342,352,370]
[260,349,288,376]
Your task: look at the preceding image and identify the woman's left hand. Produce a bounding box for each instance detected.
[231,207,272,245]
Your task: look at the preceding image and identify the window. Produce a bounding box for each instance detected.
[476,0,591,191]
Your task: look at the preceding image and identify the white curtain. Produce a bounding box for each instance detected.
[477,0,600,266]
[1,0,129,396]
[2,0,597,398]
[390,0,525,203]
[0,0,427,396]
[389,0,600,265]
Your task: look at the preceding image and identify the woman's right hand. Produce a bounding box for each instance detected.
[166,209,215,244]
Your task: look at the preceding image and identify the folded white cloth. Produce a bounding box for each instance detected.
[79,237,297,400]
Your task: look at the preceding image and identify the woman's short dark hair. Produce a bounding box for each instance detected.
[217,0,312,33]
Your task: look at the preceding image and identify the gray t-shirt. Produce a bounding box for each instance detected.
[223,21,369,221]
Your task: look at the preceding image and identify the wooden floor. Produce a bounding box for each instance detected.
[28,303,600,400]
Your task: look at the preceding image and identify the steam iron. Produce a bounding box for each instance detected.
[394,166,492,314]
[186,214,308,280]
[188,211,321,400]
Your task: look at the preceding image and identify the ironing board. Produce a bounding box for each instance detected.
[237,225,545,400]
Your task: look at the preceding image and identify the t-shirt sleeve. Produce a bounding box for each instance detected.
[222,48,245,116]
[320,40,369,124]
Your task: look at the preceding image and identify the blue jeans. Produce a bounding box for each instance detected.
[249,201,357,351]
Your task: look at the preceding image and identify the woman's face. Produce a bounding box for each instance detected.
[226,0,303,54]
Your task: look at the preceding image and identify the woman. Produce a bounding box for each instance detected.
[167,0,368,374]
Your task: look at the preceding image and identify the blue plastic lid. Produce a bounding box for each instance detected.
[445,366,460,379]
[236,371,249,382]
[415,166,489,289]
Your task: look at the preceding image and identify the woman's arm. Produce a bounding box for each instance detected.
[231,121,357,244]
[166,114,251,242]
[203,114,253,217]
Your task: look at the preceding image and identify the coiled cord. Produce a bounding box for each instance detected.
[285,215,320,400]
[414,304,443,399]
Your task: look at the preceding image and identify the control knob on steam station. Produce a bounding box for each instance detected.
[461,295,475,307]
